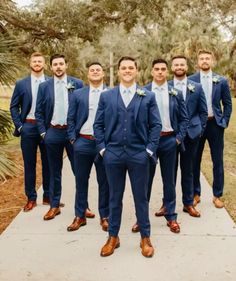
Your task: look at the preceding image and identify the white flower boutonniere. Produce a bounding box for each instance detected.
[187,83,195,93]
[169,88,178,96]
[66,81,75,91]
[136,88,146,96]
[212,76,220,84]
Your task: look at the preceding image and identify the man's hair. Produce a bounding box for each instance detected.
[50,54,67,65]
[87,62,103,69]
[152,58,168,67]
[30,52,44,59]
[118,56,137,69]
[171,55,187,62]
[197,49,213,56]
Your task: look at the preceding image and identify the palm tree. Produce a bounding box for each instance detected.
[0,36,20,182]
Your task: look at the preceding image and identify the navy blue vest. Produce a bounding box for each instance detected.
[106,93,145,156]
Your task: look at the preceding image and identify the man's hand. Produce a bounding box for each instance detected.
[176,138,181,145]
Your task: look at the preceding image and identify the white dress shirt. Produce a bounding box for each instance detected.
[51,75,68,125]
[174,77,187,100]
[80,85,104,135]
[151,81,173,132]
[200,70,213,117]
[26,74,45,119]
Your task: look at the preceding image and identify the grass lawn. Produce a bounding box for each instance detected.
[201,98,236,221]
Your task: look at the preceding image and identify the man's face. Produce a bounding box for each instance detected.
[50,57,68,78]
[118,60,138,85]
[171,58,188,78]
[151,63,168,84]
[197,53,213,71]
[30,56,45,73]
[87,64,104,83]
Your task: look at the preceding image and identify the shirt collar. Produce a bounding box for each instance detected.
[200,70,212,79]
[54,75,67,84]
[152,81,168,92]
[120,83,137,95]
[90,84,103,93]
[31,74,45,83]
[174,77,187,86]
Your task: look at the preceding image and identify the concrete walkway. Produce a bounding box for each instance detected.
[0,158,236,281]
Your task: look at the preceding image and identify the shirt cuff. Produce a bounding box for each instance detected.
[146,148,153,156]
[100,148,105,156]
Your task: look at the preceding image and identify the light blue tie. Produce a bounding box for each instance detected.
[202,75,211,112]
[57,80,65,125]
[123,89,131,107]
[155,87,164,122]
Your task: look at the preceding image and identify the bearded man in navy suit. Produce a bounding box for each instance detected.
[189,50,232,208]
[10,52,50,212]
[67,62,109,232]
[169,55,208,217]
[35,54,83,220]
[94,56,162,258]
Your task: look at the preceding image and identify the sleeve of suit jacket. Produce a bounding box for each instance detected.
[221,77,232,127]
[176,92,189,142]
[10,81,23,132]
[35,83,47,135]
[67,91,78,141]
[197,84,208,134]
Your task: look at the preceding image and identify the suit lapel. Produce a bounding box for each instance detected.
[185,80,192,104]
[168,85,174,121]
[134,86,142,121]
[26,76,32,106]
[211,73,218,100]
[111,87,119,120]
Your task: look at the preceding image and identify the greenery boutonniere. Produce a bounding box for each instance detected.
[136,88,146,96]
[66,81,75,91]
[169,88,178,96]
[187,83,195,93]
[212,75,220,84]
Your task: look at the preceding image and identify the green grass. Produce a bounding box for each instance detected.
[201,98,236,222]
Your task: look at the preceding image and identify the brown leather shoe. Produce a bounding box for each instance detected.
[140,237,154,257]
[43,208,61,220]
[23,200,37,212]
[100,218,109,232]
[85,208,95,218]
[67,217,86,231]
[183,205,201,217]
[154,205,167,217]
[213,197,224,208]
[100,236,120,257]
[131,222,140,233]
[193,194,201,207]
[167,220,180,233]
[42,198,65,208]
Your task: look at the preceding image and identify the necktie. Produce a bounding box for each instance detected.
[123,89,131,107]
[155,87,164,122]
[57,80,65,125]
[202,75,211,111]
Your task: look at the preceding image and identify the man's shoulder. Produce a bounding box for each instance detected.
[67,76,83,86]
[15,76,31,86]
[73,86,89,96]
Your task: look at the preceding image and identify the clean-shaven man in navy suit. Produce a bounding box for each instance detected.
[10,52,50,212]
[169,55,208,217]
[189,50,232,208]
[139,58,188,234]
[35,54,84,220]
[67,62,109,232]
[94,56,161,257]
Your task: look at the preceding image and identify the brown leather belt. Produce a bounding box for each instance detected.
[160,131,174,137]
[208,116,215,121]
[25,119,37,124]
[79,134,95,140]
[50,124,67,129]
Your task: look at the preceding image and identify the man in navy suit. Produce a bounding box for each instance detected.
[142,59,188,234]
[10,52,50,212]
[94,56,161,257]
[189,50,232,208]
[67,62,109,232]
[35,54,84,220]
[169,55,208,217]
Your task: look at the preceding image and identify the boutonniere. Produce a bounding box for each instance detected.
[212,76,220,84]
[66,81,75,91]
[187,83,195,93]
[169,88,178,96]
[136,88,146,96]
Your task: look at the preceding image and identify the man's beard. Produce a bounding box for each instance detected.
[31,66,44,73]
[200,65,210,71]
[174,70,186,78]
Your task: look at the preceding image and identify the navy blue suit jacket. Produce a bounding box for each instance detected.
[145,83,188,143]
[168,79,208,139]
[188,72,232,128]
[10,75,50,137]
[35,76,83,135]
[67,85,108,141]
[93,85,162,154]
